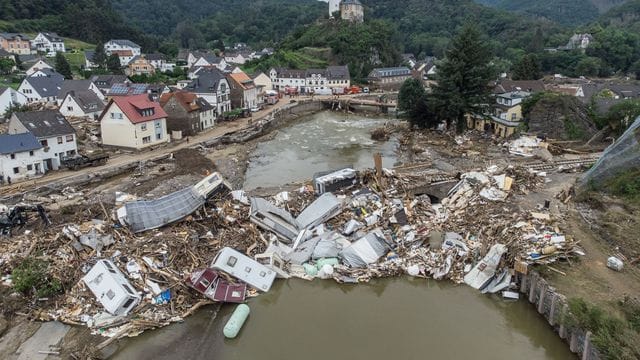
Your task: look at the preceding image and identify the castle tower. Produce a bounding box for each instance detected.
[329,0,341,17]
[340,0,364,23]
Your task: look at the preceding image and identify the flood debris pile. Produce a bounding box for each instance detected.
[0,162,588,343]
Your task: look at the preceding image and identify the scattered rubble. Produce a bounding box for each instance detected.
[0,148,593,347]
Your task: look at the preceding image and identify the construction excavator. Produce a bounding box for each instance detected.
[0,204,51,236]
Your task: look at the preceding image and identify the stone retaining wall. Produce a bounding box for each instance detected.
[519,271,601,360]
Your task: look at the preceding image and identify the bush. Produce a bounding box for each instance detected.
[566,298,640,360]
[605,169,640,203]
[12,258,63,298]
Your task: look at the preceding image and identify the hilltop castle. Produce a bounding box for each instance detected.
[328,0,364,23]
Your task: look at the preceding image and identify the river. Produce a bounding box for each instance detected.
[243,111,399,190]
[114,279,573,360]
[112,110,574,359]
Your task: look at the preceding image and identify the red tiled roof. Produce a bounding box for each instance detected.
[159,91,200,112]
[228,72,255,90]
[109,94,168,124]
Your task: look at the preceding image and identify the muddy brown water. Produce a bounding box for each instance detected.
[113,278,573,359]
[112,111,573,359]
[243,111,399,190]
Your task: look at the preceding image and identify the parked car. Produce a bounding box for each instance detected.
[363,87,370,93]
[250,107,260,112]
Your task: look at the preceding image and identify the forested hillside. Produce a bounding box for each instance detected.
[111,0,325,46]
[0,0,146,46]
[598,0,640,32]
[363,0,561,58]
[474,0,628,25]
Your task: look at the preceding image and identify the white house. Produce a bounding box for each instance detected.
[99,94,169,149]
[269,68,306,91]
[0,133,46,181]
[192,53,227,69]
[82,259,141,316]
[57,79,105,105]
[269,66,350,93]
[9,110,77,171]
[252,72,273,92]
[184,68,231,117]
[25,60,53,76]
[18,71,64,104]
[104,39,141,56]
[31,32,65,56]
[145,53,175,73]
[0,87,28,118]
[59,91,105,120]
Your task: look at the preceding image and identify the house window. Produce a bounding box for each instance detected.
[141,123,147,131]
[10,153,15,159]
[67,106,73,111]
[13,167,19,174]
[199,279,211,288]
[142,136,151,144]
[155,121,161,128]
[40,139,48,146]
[156,133,162,140]
[57,137,63,144]
[27,164,33,171]
[511,113,517,120]
[29,150,34,156]
[66,135,73,142]
[245,266,252,273]
[106,290,116,300]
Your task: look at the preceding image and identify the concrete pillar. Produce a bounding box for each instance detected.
[582,331,592,360]
[549,294,558,326]
[570,331,579,353]
[520,274,528,293]
[529,273,538,303]
[538,283,547,314]
[559,303,569,339]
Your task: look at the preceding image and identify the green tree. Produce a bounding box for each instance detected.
[106,54,122,74]
[93,41,107,68]
[587,28,640,73]
[431,23,495,133]
[213,39,225,52]
[603,99,640,136]
[0,58,15,75]
[398,78,439,128]
[575,57,602,77]
[55,53,73,79]
[631,59,640,80]
[512,54,541,80]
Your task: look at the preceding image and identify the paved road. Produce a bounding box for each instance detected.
[0,94,350,196]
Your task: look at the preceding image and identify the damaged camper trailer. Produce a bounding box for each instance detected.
[313,168,357,195]
[211,247,277,292]
[117,172,229,233]
[82,259,141,316]
[186,268,247,303]
[249,197,300,243]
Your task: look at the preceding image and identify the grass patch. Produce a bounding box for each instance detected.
[64,38,94,52]
[12,258,63,298]
[604,168,640,204]
[566,298,640,359]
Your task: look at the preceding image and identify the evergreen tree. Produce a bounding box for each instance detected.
[527,27,544,54]
[55,53,73,79]
[106,54,122,74]
[398,78,439,129]
[93,41,107,68]
[512,54,542,80]
[431,23,495,133]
